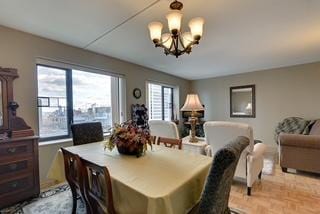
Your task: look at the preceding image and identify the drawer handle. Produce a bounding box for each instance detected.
[9,163,18,170]
[7,148,17,153]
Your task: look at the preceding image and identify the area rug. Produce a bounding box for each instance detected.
[0,184,85,214]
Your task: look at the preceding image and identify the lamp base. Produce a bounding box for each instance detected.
[189,136,198,143]
[188,116,198,143]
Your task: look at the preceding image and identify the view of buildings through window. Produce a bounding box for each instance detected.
[72,70,112,131]
[37,65,113,139]
[148,83,173,121]
[37,66,68,138]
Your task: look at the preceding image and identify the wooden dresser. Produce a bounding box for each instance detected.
[0,136,39,208]
[0,67,40,208]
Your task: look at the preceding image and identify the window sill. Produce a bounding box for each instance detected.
[39,133,111,147]
[39,138,73,147]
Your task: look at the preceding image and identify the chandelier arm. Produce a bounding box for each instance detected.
[173,36,178,54]
[176,37,180,57]
[169,36,175,51]
[157,36,171,46]
[156,43,171,54]
[178,34,186,50]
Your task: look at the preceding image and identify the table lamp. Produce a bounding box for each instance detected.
[180,94,204,143]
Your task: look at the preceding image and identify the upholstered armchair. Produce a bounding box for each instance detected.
[148,120,180,139]
[204,121,267,195]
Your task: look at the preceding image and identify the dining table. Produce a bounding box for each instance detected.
[47,142,213,214]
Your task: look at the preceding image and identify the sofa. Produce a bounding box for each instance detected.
[279,119,320,173]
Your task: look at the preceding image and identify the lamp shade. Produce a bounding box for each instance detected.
[189,17,204,39]
[148,22,163,42]
[166,11,183,33]
[180,94,204,111]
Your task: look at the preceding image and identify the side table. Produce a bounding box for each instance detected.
[182,136,208,155]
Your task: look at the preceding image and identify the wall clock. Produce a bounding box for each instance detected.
[133,88,142,99]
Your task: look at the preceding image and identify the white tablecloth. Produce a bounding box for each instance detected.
[47,142,212,214]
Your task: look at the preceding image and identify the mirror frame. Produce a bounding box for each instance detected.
[230,84,256,118]
[0,67,18,133]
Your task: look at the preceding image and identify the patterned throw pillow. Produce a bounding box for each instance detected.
[274,117,309,144]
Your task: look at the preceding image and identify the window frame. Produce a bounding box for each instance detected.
[147,82,175,121]
[36,64,119,142]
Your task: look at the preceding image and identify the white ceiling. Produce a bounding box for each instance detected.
[1,0,320,80]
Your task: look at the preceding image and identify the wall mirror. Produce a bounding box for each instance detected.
[230,84,255,118]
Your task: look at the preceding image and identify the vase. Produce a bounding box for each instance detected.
[116,144,144,157]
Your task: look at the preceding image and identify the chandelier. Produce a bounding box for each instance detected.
[148,0,204,58]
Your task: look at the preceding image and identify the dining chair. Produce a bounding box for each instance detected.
[189,136,249,214]
[149,120,179,139]
[150,135,157,144]
[80,157,116,214]
[71,122,104,146]
[157,137,182,150]
[61,148,87,214]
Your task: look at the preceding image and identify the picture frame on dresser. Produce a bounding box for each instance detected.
[0,67,39,209]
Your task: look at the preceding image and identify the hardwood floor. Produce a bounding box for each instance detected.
[229,154,320,214]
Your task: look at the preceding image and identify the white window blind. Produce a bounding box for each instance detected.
[148,83,173,121]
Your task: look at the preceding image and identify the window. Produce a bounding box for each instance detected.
[37,66,68,138]
[72,70,112,131]
[37,64,125,141]
[148,83,174,121]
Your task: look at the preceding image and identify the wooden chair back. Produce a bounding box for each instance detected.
[61,148,82,190]
[157,137,182,150]
[80,158,116,214]
[61,148,86,214]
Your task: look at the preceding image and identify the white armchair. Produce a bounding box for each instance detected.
[148,120,179,139]
[204,121,266,195]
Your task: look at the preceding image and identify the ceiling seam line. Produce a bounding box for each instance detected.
[83,0,161,49]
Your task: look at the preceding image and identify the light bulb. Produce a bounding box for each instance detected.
[189,17,204,40]
[166,12,183,34]
[148,22,163,43]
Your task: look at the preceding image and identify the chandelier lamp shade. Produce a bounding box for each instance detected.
[148,0,204,58]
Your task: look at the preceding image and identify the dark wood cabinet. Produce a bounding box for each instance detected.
[0,136,39,208]
[0,67,39,208]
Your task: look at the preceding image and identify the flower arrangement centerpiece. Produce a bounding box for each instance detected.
[105,120,152,157]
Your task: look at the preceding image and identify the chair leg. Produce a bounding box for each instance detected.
[247,187,251,196]
[84,197,93,214]
[258,171,262,179]
[281,167,287,173]
[70,187,77,214]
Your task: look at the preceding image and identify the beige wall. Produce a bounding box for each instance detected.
[192,62,320,147]
[0,25,190,181]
